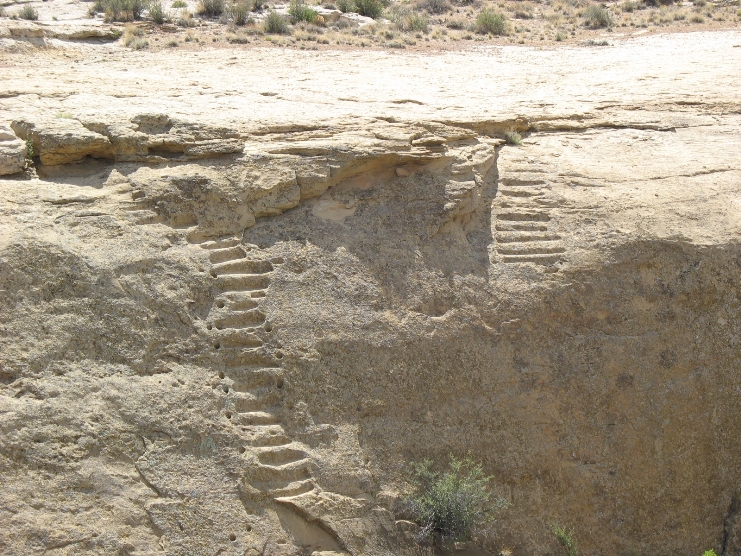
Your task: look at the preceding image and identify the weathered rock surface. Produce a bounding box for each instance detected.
[0,125,25,175]
[1,28,741,556]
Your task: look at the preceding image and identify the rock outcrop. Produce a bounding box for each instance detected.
[0,125,25,176]
[1,28,740,556]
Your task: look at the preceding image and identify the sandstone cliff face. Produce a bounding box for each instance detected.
[1,30,741,556]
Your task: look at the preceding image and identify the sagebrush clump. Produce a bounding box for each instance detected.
[354,0,385,18]
[401,455,508,545]
[584,3,613,27]
[289,0,319,22]
[264,10,289,33]
[92,0,146,21]
[199,0,225,16]
[18,5,39,20]
[476,8,508,34]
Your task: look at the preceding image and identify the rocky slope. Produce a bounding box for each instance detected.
[1,27,741,556]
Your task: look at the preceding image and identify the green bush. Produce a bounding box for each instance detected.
[354,0,384,18]
[92,0,146,21]
[407,12,428,30]
[552,523,578,556]
[199,0,225,16]
[18,5,39,20]
[289,0,318,22]
[171,0,187,6]
[336,0,354,11]
[402,456,508,545]
[475,8,507,34]
[149,0,168,23]
[583,3,613,27]
[263,10,289,32]
[228,0,251,24]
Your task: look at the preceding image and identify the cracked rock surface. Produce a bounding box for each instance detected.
[1,27,741,556]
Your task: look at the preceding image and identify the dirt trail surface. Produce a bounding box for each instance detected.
[1,27,741,556]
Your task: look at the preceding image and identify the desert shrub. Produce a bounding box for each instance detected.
[583,3,612,26]
[423,0,449,14]
[199,0,225,16]
[504,131,522,145]
[689,13,704,21]
[18,5,39,20]
[445,17,467,28]
[475,7,507,34]
[406,11,428,30]
[514,8,532,18]
[401,456,508,545]
[171,0,187,6]
[289,0,319,22]
[175,9,196,24]
[0,6,5,16]
[621,1,637,11]
[264,9,289,32]
[149,0,168,22]
[122,25,149,47]
[355,0,384,17]
[552,523,578,556]
[92,0,147,20]
[336,0,354,11]
[228,0,251,23]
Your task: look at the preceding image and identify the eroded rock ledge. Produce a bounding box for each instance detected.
[1,104,740,556]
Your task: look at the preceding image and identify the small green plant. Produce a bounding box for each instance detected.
[401,455,508,545]
[354,0,384,18]
[18,5,39,20]
[475,8,508,35]
[199,0,225,16]
[504,131,522,145]
[149,0,168,23]
[555,31,566,41]
[289,0,318,22]
[702,551,718,556]
[552,523,578,556]
[56,112,74,119]
[263,10,289,33]
[25,136,35,161]
[171,0,187,6]
[228,0,251,24]
[584,3,613,27]
[336,0,354,11]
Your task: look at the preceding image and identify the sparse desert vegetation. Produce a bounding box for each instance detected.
[0,0,737,50]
